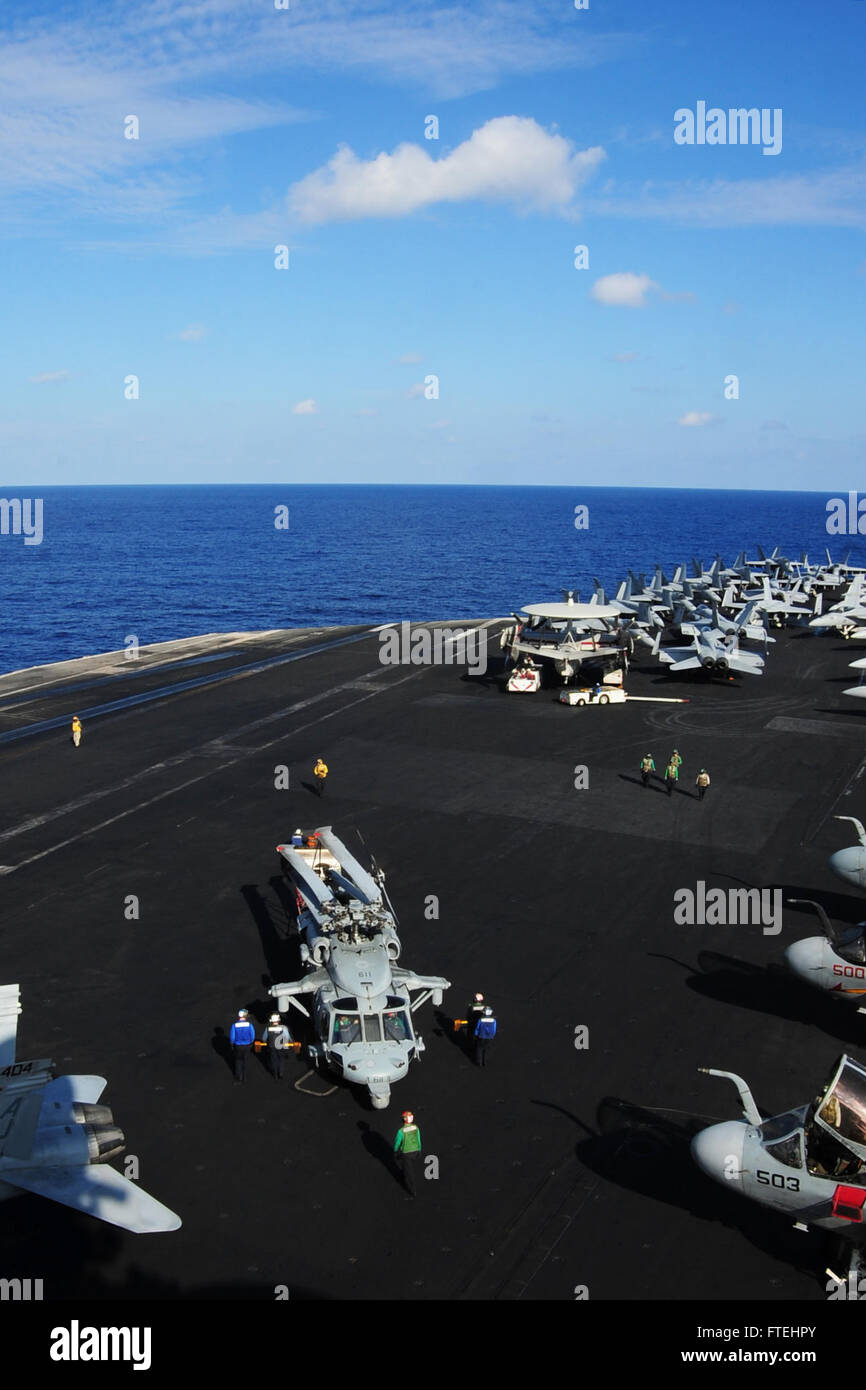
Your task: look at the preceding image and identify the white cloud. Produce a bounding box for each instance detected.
[398,352,423,364]
[292,399,318,414]
[590,272,658,308]
[407,383,427,398]
[28,370,70,384]
[610,351,641,363]
[287,117,606,224]
[178,324,207,342]
[357,407,378,417]
[678,411,717,427]
[589,166,866,229]
[0,1,638,239]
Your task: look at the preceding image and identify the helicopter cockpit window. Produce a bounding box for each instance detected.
[362,1015,382,1043]
[383,1010,410,1042]
[332,1013,361,1045]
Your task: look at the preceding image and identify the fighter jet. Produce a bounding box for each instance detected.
[812,577,866,640]
[677,598,773,647]
[655,627,765,677]
[0,984,180,1233]
[269,828,450,1109]
[692,1055,866,1287]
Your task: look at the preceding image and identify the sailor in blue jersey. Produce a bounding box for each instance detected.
[474,1006,497,1067]
[230,1008,256,1083]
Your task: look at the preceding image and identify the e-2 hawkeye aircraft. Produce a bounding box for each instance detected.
[0,984,180,1233]
[500,595,629,686]
[269,828,450,1109]
[692,1053,866,1286]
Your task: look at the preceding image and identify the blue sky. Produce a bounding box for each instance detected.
[2,0,865,488]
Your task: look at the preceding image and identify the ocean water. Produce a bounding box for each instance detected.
[0,485,862,675]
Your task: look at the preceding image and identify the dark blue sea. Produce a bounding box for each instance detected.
[0,485,862,675]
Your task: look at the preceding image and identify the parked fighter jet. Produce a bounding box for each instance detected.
[678,598,772,646]
[692,1054,866,1286]
[655,627,765,676]
[592,579,665,629]
[0,984,180,1232]
[269,828,450,1109]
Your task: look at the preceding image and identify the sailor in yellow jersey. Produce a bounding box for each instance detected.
[313,757,328,797]
[71,715,83,748]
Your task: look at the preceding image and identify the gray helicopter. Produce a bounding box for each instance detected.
[692,1053,866,1287]
[269,827,450,1109]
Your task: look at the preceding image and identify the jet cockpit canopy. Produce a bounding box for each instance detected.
[813,1054,866,1162]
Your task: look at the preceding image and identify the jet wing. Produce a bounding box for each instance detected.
[5,1163,181,1233]
[658,648,702,671]
[727,651,764,674]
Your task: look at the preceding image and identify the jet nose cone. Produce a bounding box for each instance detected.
[690,1121,746,1188]
[830,847,866,890]
[784,935,826,982]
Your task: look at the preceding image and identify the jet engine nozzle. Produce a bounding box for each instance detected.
[71,1103,114,1127]
[701,656,716,669]
[690,1121,746,1189]
[85,1123,126,1164]
[830,847,866,892]
[715,656,729,670]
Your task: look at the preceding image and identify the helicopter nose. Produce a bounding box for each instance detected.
[784,935,826,982]
[690,1121,746,1189]
[830,847,866,891]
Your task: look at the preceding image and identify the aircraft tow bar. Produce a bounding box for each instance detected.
[624,696,691,704]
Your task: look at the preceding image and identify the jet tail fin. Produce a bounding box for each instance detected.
[0,1089,44,1160]
[0,984,21,1068]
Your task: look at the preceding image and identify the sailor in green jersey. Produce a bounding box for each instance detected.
[664,759,679,796]
[394,1110,422,1197]
[670,749,683,771]
[640,753,655,787]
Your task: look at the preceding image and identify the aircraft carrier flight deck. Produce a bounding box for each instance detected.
[2,619,865,1301]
